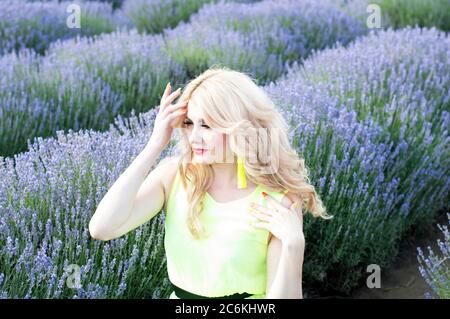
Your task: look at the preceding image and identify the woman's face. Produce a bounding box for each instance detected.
[182,105,233,164]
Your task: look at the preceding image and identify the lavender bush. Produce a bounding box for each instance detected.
[0,0,366,158]
[122,0,263,35]
[0,109,173,298]
[122,0,265,35]
[122,0,217,34]
[417,213,450,299]
[1,0,265,56]
[264,27,450,293]
[285,27,450,230]
[374,0,450,31]
[343,0,450,32]
[0,0,120,55]
[0,29,186,157]
[164,0,367,83]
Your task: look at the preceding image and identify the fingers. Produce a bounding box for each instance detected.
[249,209,271,222]
[250,202,287,216]
[166,108,187,124]
[248,203,273,218]
[163,99,188,117]
[162,87,182,108]
[263,193,290,213]
[161,82,171,103]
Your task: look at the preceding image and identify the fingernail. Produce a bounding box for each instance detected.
[262,191,268,197]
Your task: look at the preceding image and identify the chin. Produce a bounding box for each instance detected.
[191,153,204,163]
[192,153,214,164]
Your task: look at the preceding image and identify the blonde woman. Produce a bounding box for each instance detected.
[89,66,331,299]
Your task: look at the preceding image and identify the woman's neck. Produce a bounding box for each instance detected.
[210,162,237,186]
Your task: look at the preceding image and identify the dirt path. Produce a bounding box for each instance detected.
[349,212,447,299]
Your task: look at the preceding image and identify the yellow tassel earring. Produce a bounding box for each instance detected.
[237,156,247,189]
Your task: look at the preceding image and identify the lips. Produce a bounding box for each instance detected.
[192,148,207,155]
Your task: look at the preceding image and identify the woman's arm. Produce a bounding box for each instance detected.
[265,236,303,299]
[258,194,305,298]
[88,144,168,241]
[89,82,188,241]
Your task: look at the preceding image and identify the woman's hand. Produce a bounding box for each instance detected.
[248,193,305,250]
[147,82,188,151]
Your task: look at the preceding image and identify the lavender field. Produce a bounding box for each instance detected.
[0,0,449,299]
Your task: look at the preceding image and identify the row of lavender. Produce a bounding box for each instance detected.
[0,0,263,56]
[265,27,450,294]
[0,0,367,157]
[417,213,450,299]
[0,27,448,298]
[369,0,450,31]
[2,0,448,58]
[0,0,123,55]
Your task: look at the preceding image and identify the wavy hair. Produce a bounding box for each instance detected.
[173,66,331,239]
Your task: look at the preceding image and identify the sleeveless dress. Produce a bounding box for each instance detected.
[164,170,287,299]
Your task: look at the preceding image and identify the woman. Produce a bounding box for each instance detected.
[89,66,331,299]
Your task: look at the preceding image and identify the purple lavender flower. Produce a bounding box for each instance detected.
[0,0,118,55]
[164,0,367,83]
[264,27,450,292]
[0,107,170,298]
[0,29,184,157]
[417,213,450,299]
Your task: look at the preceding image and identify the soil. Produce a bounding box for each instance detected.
[308,211,448,299]
[349,212,448,299]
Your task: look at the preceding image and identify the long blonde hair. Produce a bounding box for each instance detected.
[174,66,331,239]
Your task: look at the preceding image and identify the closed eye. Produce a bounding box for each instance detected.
[182,118,210,129]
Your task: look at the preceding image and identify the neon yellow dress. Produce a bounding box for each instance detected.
[164,170,287,299]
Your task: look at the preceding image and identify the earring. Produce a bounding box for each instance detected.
[237,156,247,189]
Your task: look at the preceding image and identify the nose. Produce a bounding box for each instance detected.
[188,124,203,146]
